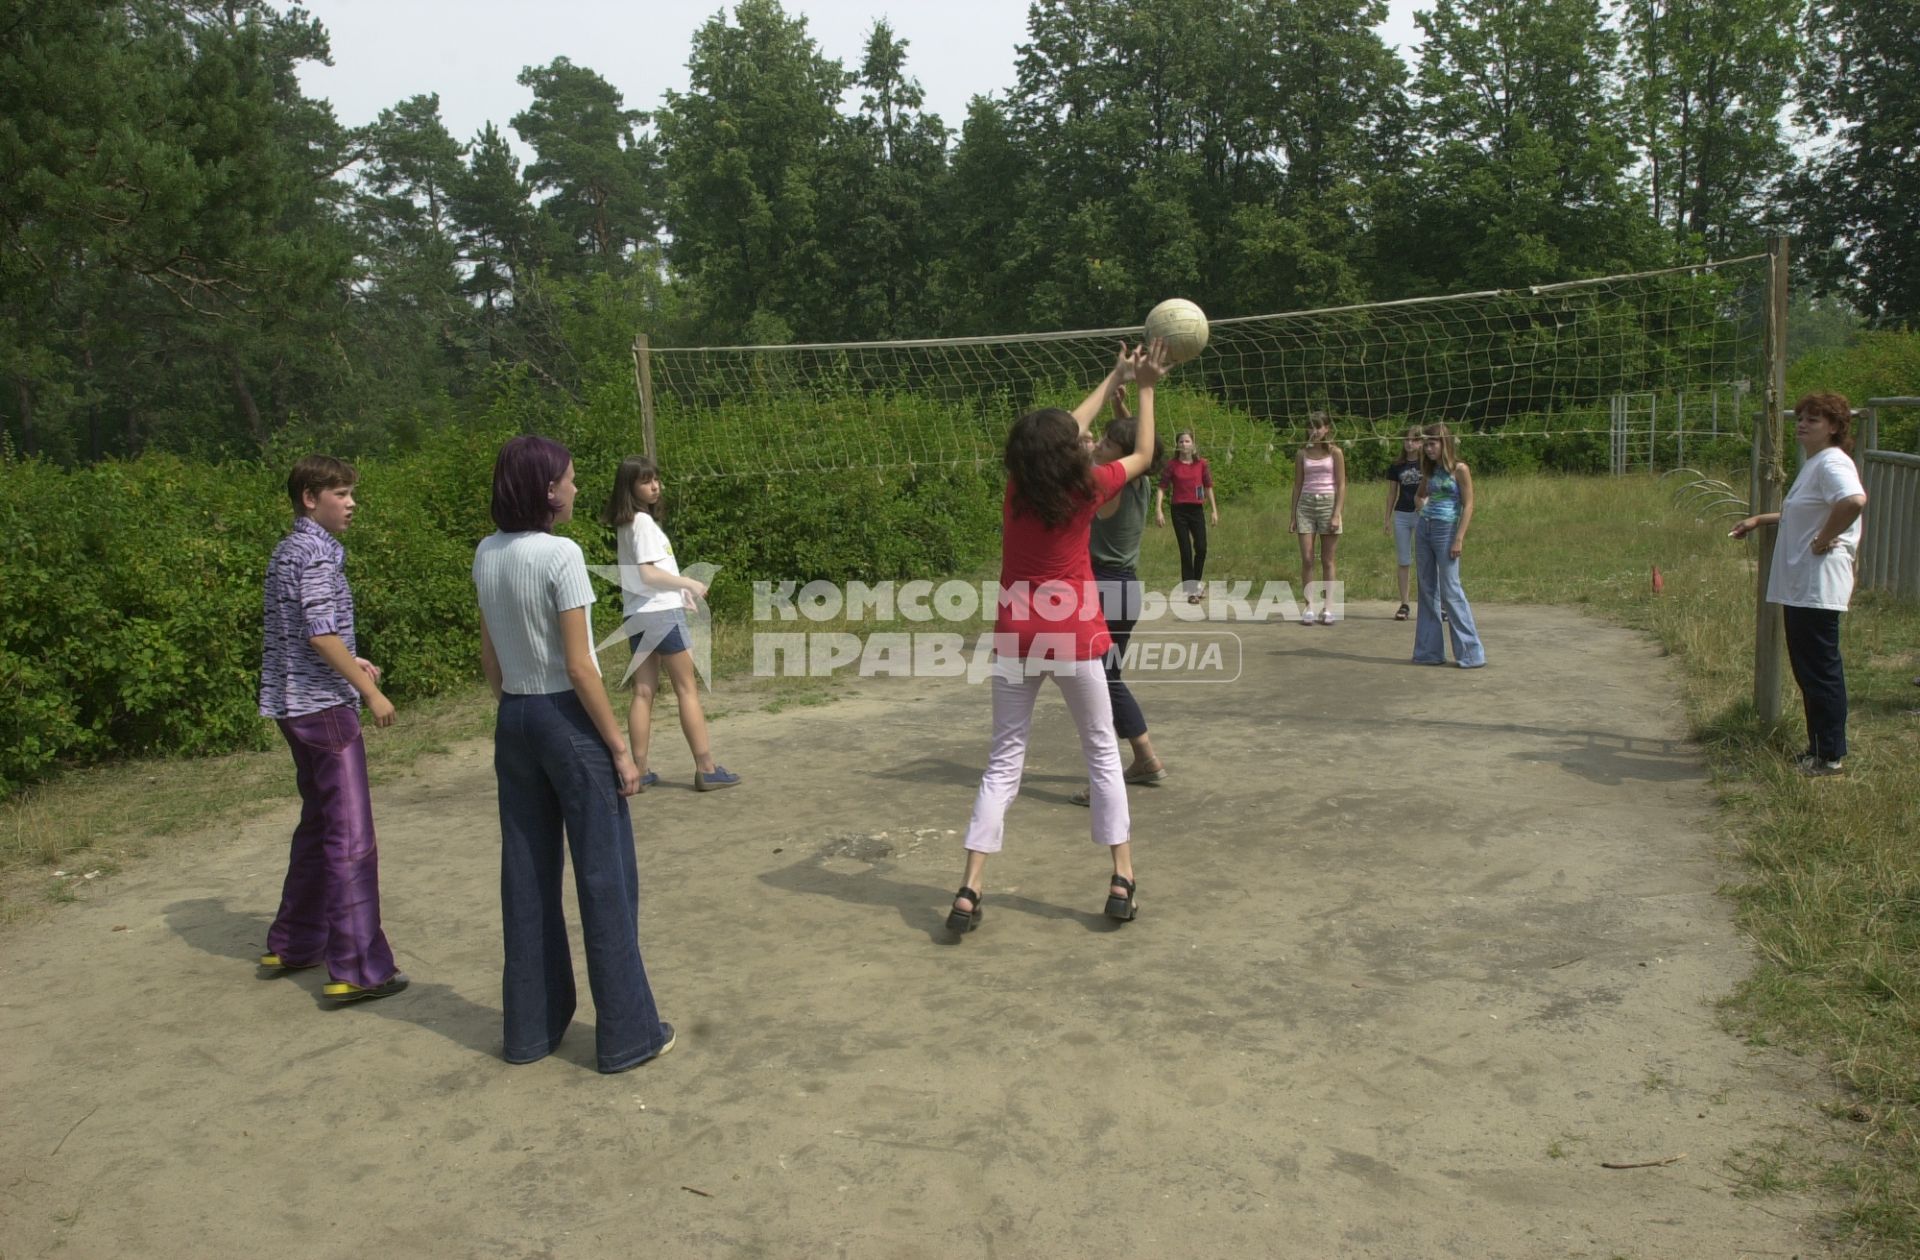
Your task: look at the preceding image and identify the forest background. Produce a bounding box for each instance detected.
[2,0,1918,793]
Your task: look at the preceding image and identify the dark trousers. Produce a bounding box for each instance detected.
[1171,502,1207,591]
[270,705,397,989]
[1095,566,1147,740]
[1782,604,1849,761]
[495,691,668,1073]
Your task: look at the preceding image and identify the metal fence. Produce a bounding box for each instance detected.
[1859,397,1920,600]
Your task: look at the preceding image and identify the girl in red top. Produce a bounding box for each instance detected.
[1154,431,1219,603]
[948,340,1172,937]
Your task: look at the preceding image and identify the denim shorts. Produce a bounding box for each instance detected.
[626,608,690,657]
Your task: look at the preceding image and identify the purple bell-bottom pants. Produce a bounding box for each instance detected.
[268,704,397,989]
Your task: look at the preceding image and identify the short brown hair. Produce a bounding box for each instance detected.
[287,455,357,514]
[1793,392,1855,456]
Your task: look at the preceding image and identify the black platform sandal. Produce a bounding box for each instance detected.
[946,887,983,935]
[1104,875,1137,923]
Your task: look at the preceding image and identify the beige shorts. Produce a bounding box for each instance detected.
[1294,493,1339,534]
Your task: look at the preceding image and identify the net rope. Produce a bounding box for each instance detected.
[642,256,1768,479]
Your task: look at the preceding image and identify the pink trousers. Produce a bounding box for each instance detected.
[963,657,1128,853]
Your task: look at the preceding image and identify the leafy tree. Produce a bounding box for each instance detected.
[449,123,537,345]
[0,0,358,458]
[655,0,852,341]
[972,0,1404,327]
[817,20,950,339]
[1792,0,1920,322]
[935,98,1048,334]
[353,93,467,399]
[1620,0,1802,254]
[513,57,659,268]
[1385,0,1655,293]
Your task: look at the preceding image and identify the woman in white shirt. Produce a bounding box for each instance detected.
[473,435,676,1072]
[1730,393,1869,775]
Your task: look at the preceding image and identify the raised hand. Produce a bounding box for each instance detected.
[1134,338,1173,389]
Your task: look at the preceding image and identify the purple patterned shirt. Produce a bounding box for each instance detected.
[259,516,359,719]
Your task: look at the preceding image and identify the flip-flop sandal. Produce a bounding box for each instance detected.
[1123,762,1169,785]
[323,972,410,1003]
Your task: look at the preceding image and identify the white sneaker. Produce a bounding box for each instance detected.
[1318,608,1335,625]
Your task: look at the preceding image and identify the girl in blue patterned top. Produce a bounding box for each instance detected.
[1412,423,1486,668]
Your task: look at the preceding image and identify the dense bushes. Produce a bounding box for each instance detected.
[0,360,1768,796]
[1787,331,1920,452]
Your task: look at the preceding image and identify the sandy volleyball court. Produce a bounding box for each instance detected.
[0,603,1830,1258]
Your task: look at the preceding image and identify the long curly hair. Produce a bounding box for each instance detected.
[1005,407,1094,527]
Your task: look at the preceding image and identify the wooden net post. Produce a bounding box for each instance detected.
[632,333,657,463]
[1752,235,1789,725]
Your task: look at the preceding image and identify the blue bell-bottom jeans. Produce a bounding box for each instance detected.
[495,690,669,1072]
[1412,517,1487,668]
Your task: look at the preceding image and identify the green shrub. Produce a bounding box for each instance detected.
[0,366,1744,796]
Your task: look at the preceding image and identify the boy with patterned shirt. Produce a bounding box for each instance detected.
[257,455,407,1002]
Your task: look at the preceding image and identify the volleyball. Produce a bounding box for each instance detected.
[1143,298,1210,364]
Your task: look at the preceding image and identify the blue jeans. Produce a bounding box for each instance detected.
[1412,517,1486,667]
[495,691,669,1072]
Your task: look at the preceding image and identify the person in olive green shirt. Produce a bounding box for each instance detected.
[1074,385,1169,807]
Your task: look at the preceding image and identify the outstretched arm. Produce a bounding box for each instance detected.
[1729,512,1781,537]
[1072,343,1137,435]
[1114,340,1170,481]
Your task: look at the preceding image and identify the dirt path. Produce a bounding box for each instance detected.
[0,603,1830,1258]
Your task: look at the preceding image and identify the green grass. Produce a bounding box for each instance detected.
[4,470,1919,1252]
[1159,470,1920,1254]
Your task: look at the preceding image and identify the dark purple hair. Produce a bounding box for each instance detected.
[490,434,572,533]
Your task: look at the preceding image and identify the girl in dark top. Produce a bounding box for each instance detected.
[1382,426,1424,620]
[1155,431,1218,604]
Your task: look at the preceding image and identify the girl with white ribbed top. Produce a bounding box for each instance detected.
[472,435,675,1074]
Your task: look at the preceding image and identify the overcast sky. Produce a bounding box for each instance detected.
[296,0,1428,154]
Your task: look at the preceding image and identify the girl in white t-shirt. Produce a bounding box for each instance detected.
[1730,392,1869,775]
[600,456,740,792]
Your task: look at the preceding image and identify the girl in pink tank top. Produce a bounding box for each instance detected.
[1289,412,1348,624]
